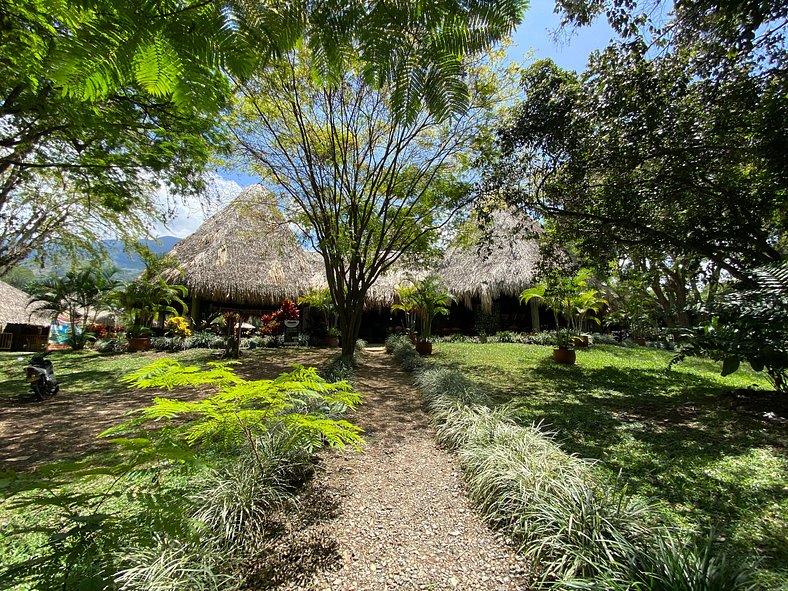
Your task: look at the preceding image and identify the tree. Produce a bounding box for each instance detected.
[230,50,514,360]
[490,0,787,283]
[671,263,788,393]
[1,1,225,273]
[520,268,605,333]
[27,265,119,350]
[393,275,453,342]
[113,253,187,337]
[1,0,524,272]
[46,0,526,122]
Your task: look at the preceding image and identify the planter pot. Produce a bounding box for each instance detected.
[553,348,576,364]
[127,337,151,352]
[634,337,647,346]
[415,341,433,356]
[572,335,589,348]
[323,336,340,348]
[408,333,417,344]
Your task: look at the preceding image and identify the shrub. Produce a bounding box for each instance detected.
[165,316,192,338]
[116,537,237,591]
[95,337,128,353]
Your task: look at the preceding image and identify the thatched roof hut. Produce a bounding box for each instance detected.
[437,209,542,312]
[166,185,316,307]
[0,281,51,330]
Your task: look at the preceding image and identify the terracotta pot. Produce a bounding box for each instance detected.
[127,337,151,352]
[634,337,647,346]
[553,348,576,364]
[323,336,340,348]
[415,341,433,356]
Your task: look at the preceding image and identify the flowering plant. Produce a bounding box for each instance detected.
[260,300,300,335]
[165,316,192,338]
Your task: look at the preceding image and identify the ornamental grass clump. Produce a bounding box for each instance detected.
[456,417,653,583]
[392,348,756,589]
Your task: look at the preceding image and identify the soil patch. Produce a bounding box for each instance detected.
[0,347,336,472]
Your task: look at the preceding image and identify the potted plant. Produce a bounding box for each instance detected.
[521,268,606,359]
[125,324,153,352]
[394,274,452,356]
[553,329,576,364]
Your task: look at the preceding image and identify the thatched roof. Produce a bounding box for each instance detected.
[0,281,51,329]
[437,209,542,312]
[166,185,316,306]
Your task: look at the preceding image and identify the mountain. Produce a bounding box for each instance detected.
[9,237,182,283]
[104,236,181,280]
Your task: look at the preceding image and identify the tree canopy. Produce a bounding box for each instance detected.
[230,49,515,359]
[1,0,526,273]
[489,0,787,282]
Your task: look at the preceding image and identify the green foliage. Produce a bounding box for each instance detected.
[521,268,606,333]
[27,264,119,349]
[385,335,425,371]
[672,263,788,393]
[113,252,188,333]
[411,359,763,589]
[0,353,364,590]
[493,0,787,282]
[108,361,363,453]
[0,2,223,273]
[393,274,453,341]
[429,343,784,587]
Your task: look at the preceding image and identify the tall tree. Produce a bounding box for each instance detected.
[1,1,224,273]
[2,0,526,273]
[230,50,514,360]
[489,1,787,282]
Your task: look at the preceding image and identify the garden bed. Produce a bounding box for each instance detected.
[429,342,787,588]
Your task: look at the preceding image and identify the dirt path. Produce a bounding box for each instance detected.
[274,347,528,591]
[0,348,334,472]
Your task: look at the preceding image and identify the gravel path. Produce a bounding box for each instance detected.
[271,347,528,591]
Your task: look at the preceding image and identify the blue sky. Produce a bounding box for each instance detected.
[160,5,615,237]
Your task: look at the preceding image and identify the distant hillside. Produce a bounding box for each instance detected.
[105,236,181,272]
[7,237,182,284]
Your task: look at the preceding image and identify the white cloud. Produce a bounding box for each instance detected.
[153,174,244,238]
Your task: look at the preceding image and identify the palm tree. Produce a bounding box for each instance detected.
[28,265,119,349]
[394,274,453,343]
[113,252,187,337]
[520,268,606,334]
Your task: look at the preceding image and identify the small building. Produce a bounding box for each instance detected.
[0,281,51,351]
[166,185,317,322]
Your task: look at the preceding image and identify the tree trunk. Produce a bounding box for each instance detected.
[530,299,540,332]
[338,299,364,363]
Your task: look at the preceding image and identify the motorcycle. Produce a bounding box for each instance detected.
[23,350,59,400]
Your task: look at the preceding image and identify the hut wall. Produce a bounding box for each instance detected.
[3,323,49,352]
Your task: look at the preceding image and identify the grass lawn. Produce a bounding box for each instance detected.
[430,342,788,589]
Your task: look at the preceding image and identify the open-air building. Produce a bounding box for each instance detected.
[167,185,545,339]
[0,281,51,351]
